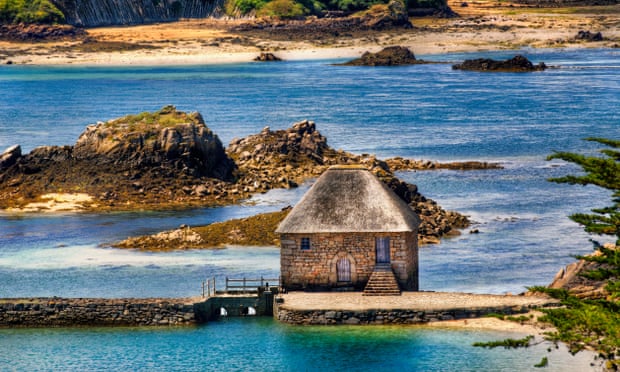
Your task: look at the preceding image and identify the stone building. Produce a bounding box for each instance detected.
[276,165,420,294]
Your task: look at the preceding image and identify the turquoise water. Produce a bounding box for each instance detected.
[0,318,596,371]
[1,48,619,370]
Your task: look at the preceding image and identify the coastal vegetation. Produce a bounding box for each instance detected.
[0,0,64,24]
[225,0,444,18]
[114,209,289,250]
[530,138,620,367]
[472,335,534,349]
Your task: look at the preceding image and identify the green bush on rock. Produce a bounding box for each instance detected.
[0,0,65,24]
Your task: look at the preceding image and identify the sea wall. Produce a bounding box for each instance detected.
[276,306,535,325]
[0,298,197,327]
[52,0,224,27]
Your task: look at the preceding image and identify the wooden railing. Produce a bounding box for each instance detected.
[225,276,280,293]
[201,276,280,298]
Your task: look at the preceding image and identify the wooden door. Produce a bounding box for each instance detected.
[375,237,390,264]
[337,258,351,282]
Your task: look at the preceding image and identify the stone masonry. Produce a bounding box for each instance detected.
[280,232,418,291]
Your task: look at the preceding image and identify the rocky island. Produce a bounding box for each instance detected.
[452,55,547,72]
[339,46,432,66]
[0,106,505,247]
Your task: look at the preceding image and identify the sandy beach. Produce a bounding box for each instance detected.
[1,2,618,66]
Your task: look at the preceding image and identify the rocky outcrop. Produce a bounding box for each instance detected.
[361,0,412,30]
[2,109,478,244]
[51,0,223,27]
[0,106,237,211]
[232,0,411,39]
[73,105,233,179]
[254,52,282,62]
[548,244,618,299]
[340,46,428,66]
[0,298,197,327]
[385,156,502,171]
[575,30,604,42]
[452,55,547,72]
[0,145,21,170]
[0,24,86,42]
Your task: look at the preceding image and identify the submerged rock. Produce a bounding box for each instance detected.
[452,55,547,72]
[340,46,427,66]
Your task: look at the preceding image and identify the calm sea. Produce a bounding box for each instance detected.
[0,48,618,370]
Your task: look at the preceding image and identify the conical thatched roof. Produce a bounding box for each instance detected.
[276,165,420,234]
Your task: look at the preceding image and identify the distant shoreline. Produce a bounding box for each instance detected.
[1,2,618,66]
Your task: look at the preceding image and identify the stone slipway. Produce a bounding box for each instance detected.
[275,292,559,325]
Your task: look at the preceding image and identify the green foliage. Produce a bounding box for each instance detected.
[328,0,384,12]
[0,0,65,24]
[548,137,620,245]
[257,0,309,18]
[534,356,548,368]
[506,314,532,323]
[225,0,269,15]
[529,140,620,364]
[484,313,505,320]
[472,335,534,349]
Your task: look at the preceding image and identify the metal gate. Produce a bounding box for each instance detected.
[375,237,391,264]
[337,258,351,282]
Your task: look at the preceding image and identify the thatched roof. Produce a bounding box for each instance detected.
[276,165,420,234]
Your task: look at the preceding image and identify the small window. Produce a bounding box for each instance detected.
[300,237,311,250]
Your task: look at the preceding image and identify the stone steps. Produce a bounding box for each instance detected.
[363,267,401,296]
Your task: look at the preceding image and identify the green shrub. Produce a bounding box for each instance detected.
[257,0,309,19]
[225,0,269,15]
[0,0,65,24]
[329,0,385,12]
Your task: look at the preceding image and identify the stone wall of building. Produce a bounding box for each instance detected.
[0,298,196,327]
[280,232,418,290]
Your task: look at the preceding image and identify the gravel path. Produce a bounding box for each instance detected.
[279,291,558,311]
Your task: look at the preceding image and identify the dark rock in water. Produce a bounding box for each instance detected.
[452,55,547,72]
[254,52,282,62]
[0,145,21,170]
[575,30,603,42]
[340,46,426,66]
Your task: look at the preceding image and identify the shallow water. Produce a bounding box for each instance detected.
[1,48,619,370]
[0,318,597,371]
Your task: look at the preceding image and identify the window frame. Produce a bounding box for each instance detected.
[300,237,311,251]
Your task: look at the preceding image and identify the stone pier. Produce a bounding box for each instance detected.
[275,291,559,325]
[0,298,199,327]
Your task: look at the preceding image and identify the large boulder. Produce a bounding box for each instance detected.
[452,55,547,72]
[73,105,233,179]
[361,0,413,30]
